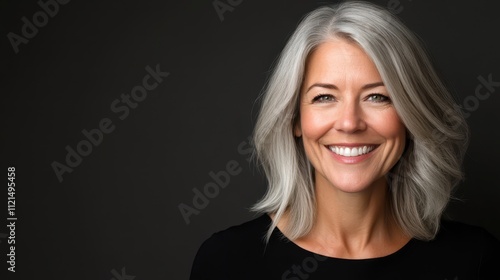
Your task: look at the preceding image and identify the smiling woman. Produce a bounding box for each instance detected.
[190,1,500,279]
[296,40,407,198]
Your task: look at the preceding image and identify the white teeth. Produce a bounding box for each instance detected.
[328,145,375,157]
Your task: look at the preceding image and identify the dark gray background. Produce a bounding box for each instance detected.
[2,0,499,279]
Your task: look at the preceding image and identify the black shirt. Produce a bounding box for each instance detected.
[190,214,500,280]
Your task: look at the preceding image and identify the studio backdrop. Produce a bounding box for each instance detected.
[2,0,499,279]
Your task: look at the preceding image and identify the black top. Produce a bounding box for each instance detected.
[190,214,500,280]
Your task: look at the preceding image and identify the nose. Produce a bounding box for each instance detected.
[333,101,367,133]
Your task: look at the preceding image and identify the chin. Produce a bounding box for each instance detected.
[321,174,387,194]
[332,183,373,194]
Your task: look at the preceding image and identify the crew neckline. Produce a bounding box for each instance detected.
[263,213,417,262]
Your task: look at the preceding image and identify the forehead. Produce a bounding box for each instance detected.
[303,39,382,85]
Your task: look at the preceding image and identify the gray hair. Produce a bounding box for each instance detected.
[251,0,468,241]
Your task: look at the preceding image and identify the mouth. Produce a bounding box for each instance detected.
[326,145,378,157]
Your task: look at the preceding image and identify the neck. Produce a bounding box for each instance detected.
[296,176,408,259]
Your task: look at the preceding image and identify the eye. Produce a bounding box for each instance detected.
[366,93,391,103]
[312,94,335,103]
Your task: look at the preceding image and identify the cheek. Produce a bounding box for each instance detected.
[300,109,333,140]
[373,110,406,145]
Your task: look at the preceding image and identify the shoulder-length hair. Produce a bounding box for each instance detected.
[251,0,468,241]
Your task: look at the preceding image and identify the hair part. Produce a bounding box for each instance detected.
[251,0,469,242]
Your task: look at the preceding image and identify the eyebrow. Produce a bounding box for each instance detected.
[305,81,385,93]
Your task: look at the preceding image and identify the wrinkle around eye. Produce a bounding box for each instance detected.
[366,93,391,103]
[312,94,336,103]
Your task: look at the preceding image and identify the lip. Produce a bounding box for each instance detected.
[325,143,379,164]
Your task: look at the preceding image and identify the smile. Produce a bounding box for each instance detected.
[327,145,377,157]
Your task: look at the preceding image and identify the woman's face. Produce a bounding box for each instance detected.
[296,39,406,193]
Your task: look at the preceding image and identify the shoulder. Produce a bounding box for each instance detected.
[189,214,271,280]
[431,219,500,276]
[437,219,499,248]
[198,213,271,253]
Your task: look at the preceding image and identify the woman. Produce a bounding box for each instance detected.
[190,1,500,279]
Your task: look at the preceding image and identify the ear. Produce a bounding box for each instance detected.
[294,120,302,138]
